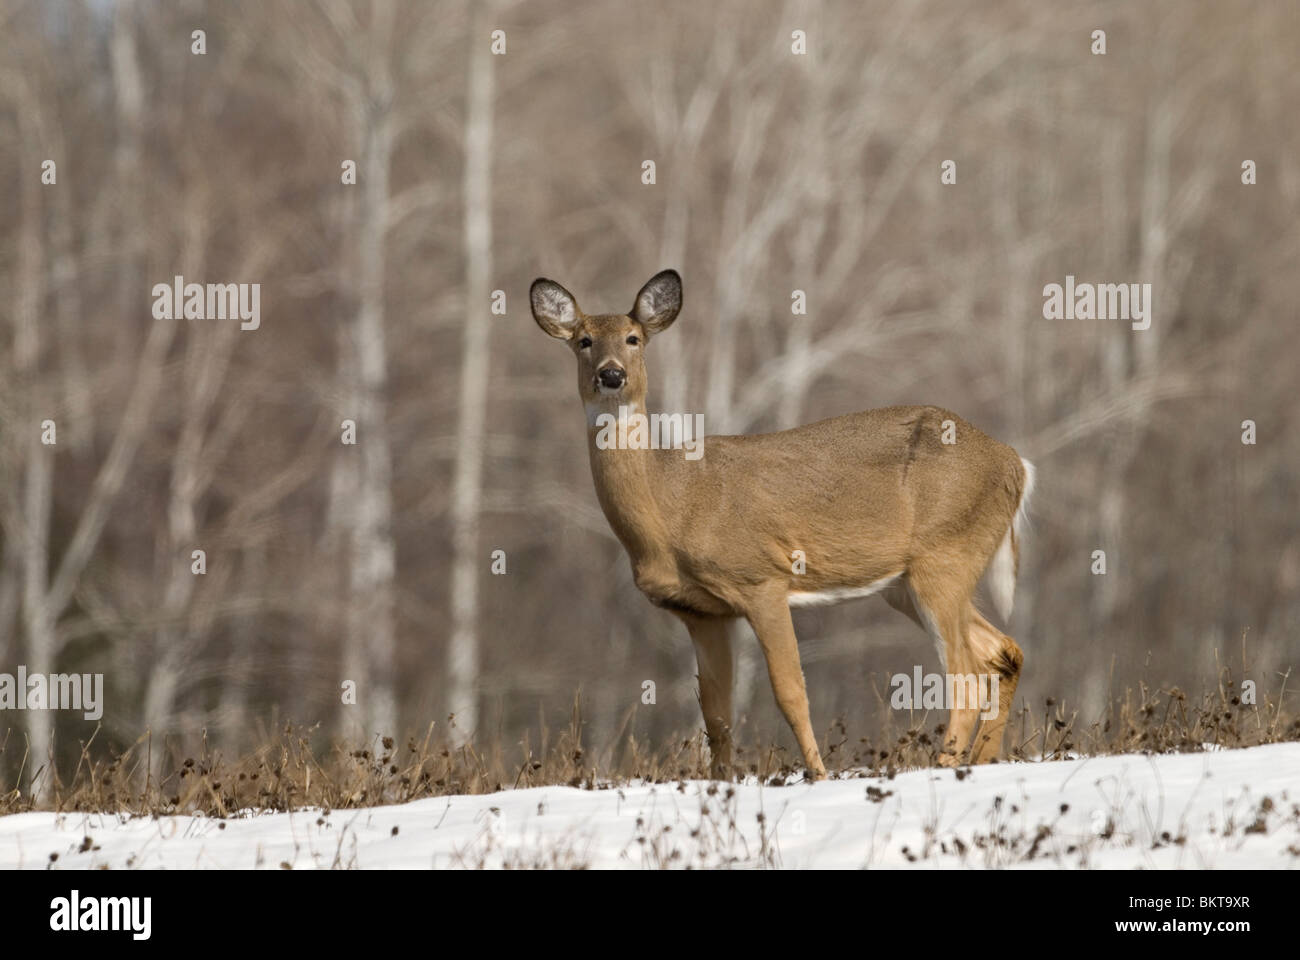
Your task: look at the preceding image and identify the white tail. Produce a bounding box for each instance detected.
[988,457,1036,620]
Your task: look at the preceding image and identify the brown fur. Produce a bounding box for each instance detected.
[532,271,1031,779]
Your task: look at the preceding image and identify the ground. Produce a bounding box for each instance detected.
[1,743,1295,869]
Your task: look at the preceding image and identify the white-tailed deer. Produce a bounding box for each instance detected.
[531,269,1034,780]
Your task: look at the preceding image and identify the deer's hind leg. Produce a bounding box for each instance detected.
[889,573,1022,765]
[965,606,1023,763]
[892,566,981,766]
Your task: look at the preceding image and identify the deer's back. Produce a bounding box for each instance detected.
[654,405,1022,586]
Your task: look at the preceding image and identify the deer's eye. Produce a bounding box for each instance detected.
[626,335,640,346]
[578,336,592,349]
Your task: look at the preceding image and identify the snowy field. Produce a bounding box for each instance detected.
[1,743,1296,869]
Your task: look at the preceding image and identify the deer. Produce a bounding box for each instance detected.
[530,269,1035,780]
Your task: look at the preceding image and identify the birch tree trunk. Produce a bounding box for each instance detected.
[15,102,54,794]
[341,0,399,742]
[142,192,214,757]
[776,37,830,432]
[447,0,497,741]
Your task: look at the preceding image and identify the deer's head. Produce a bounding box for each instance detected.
[530,270,682,411]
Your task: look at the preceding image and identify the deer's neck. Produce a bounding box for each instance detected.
[584,401,674,573]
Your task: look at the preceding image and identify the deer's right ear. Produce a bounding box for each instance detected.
[530,278,580,340]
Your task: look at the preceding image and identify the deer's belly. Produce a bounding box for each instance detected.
[787,572,902,608]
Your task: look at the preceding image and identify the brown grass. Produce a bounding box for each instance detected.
[1,668,1295,818]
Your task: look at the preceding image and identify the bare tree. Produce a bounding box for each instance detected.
[447,0,498,740]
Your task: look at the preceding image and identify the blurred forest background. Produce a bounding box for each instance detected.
[1,0,1297,789]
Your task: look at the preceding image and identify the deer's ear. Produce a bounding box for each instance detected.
[531,278,580,340]
[632,269,682,335]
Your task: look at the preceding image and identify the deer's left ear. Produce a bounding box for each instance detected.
[631,269,682,335]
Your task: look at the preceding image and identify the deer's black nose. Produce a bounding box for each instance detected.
[598,367,626,389]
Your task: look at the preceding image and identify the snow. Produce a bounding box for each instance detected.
[1,743,1296,869]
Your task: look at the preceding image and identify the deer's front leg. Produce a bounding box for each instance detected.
[686,616,735,780]
[745,593,827,781]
